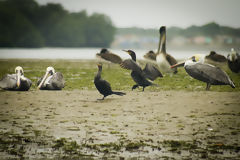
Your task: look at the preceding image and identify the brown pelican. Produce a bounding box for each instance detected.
[144,50,157,61]
[120,50,162,91]
[37,67,65,90]
[0,66,32,91]
[227,48,240,73]
[171,56,235,90]
[94,63,125,100]
[156,26,178,74]
[205,51,227,62]
[96,48,122,64]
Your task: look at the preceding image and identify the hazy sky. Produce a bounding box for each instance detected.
[36,0,240,29]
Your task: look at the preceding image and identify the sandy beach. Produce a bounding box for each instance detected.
[0,90,239,159]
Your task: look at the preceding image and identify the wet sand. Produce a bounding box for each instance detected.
[0,90,239,159]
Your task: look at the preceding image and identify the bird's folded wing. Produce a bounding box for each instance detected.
[166,54,177,65]
[51,72,65,88]
[143,63,163,81]
[120,59,143,74]
[0,74,17,89]
[191,63,230,83]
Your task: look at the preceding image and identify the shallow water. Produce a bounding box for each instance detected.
[0,48,229,60]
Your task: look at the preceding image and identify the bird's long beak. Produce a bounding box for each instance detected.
[37,71,49,89]
[122,50,129,54]
[171,61,185,68]
[16,71,21,88]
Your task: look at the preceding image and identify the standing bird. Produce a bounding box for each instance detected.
[94,63,125,100]
[171,56,235,90]
[120,50,162,91]
[0,66,32,91]
[96,48,122,64]
[37,67,65,90]
[227,48,240,73]
[156,26,178,73]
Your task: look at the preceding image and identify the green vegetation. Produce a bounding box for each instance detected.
[0,59,239,91]
[0,0,115,47]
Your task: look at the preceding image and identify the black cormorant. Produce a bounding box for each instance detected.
[120,50,162,91]
[94,63,125,100]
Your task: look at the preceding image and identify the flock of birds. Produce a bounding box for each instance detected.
[0,26,239,100]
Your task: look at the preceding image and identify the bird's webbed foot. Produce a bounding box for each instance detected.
[132,84,139,91]
[97,96,105,100]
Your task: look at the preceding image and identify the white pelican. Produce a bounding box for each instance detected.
[37,67,65,90]
[0,66,32,91]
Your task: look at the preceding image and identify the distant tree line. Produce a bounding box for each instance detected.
[0,0,116,47]
[167,23,240,40]
[117,22,240,39]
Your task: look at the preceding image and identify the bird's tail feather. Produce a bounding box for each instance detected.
[112,91,126,96]
[150,83,158,87]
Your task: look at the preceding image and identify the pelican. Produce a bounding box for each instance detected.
[227,48,240,73]
[171,56,235,90]
[0,66,32,91]
[120,50,162,91]
[37,67,65,90]
[96,48,122,64]
[156,26,178,74]
[205,51,227,62]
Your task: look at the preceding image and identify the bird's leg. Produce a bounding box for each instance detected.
[206,83,211,91]
[142,87,145,91]
[132,84,139,91]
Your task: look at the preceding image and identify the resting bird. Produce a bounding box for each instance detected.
[227,48,240,73]
[96,48,122,64]
[94,63,125,100]
[37,67,65,90]
[144,50,157,61]
[171,56,235,90]
[205,51,227,62]
[120,50,162,91]
[156,26,178,74]
[0,66,32,91]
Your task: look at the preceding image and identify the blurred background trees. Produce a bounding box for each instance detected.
[0,0,116,47]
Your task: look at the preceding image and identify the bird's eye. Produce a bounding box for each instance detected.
[192,57,196,62]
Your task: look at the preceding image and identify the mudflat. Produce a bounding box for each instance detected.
[0,90,239,159]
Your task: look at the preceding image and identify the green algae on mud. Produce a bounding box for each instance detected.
[0,59,239,92]
[0,59,240,159]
